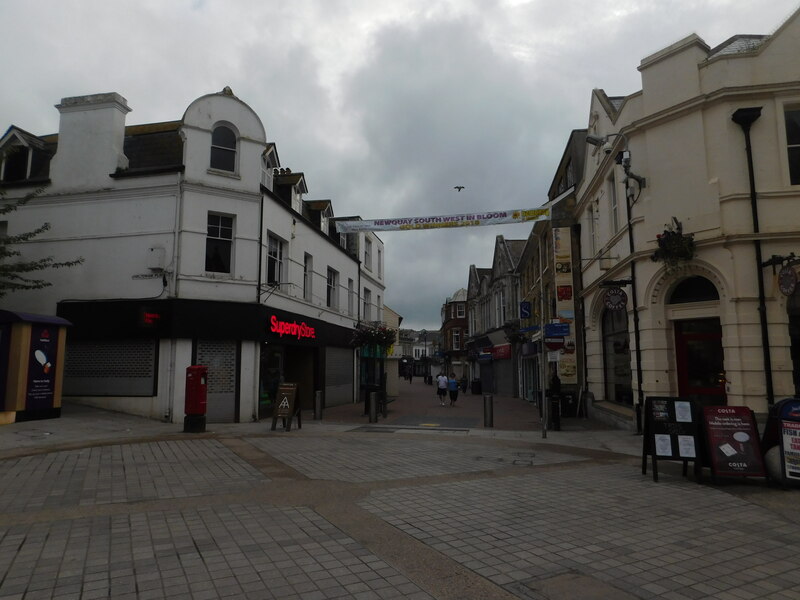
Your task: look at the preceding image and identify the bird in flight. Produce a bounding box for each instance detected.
[454,186,465,192]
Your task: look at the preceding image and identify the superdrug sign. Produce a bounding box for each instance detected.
[270,315,316,340]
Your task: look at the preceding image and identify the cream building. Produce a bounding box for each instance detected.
[576,10,800,429]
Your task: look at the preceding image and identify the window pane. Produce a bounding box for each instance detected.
[789,147,800,185]
[210,147,236,172]
[205,238,231,272]
[212,126,236,149]
[785,110,800,145]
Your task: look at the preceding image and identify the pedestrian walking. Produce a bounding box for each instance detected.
[436,372,448,406]
[448,372,459,406]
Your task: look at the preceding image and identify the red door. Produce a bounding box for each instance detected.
[675,318,726,407]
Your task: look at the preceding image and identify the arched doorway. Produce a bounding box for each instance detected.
[670,276,726,407]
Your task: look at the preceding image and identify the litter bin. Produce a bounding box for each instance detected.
[560,393,578,418]
[470,379,482,395]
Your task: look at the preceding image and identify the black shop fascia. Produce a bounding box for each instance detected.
[57,299,354,347]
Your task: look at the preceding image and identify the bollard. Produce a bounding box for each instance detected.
[314,390,323,420]
[369,391,378,423]
[483,394,494,428]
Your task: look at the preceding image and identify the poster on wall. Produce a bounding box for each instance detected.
[552,227,577,384]
[25,325,60,411]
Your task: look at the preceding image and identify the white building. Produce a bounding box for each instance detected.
[575,10,800,428]
[0,88,384,423]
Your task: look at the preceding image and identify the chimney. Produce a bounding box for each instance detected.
[49,92,131,191]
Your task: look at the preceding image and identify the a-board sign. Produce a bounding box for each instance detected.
[703,406,765,478]
[642,397,702,482]
[273,383,297,418]
[780,420,800,482]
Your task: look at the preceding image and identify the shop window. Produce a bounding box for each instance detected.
[327,268,339,309]
[785,108,800,185]
[267,234,285,286]
[668,276,719,304]
[602,308,633,405]
[210,125,237,172]
[205,213,233,273]
[788,287,800,396]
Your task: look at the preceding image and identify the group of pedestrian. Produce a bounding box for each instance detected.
[436,372,460,406]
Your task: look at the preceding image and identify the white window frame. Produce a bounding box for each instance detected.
[327,268,339,309]
[785,106,800,185]
[348,278,355,316]
[210,124,238,173]
[364,238,372,271]
[205,213,234,274]
[457,303,465,318]
[608,173,619,233]
[452,329,461,351]
[267,233,286,286]
[303,254,313,301]
[363,287,372,321]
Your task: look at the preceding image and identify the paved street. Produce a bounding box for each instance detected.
[0,380,798,600]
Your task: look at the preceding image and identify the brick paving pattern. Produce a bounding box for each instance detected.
[360,464,800,599]
[0,441,265,512]
[247,436,584,482]
[0,504,432,600]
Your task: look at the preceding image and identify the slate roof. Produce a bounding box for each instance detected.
[708,34,767,58]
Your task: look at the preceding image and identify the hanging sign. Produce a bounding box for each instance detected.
[335,207,550,232]
[603,287,628,310]
[778,266,797,297]
[703,406,765,479]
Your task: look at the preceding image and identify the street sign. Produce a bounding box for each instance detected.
[544,337,564,350]
[544,323,570,337]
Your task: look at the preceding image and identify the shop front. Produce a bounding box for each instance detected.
[57,299,355,423]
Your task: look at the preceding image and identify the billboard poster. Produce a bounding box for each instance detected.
[25,325,60,411]
[703,406,765,478]
[552,227,577,384]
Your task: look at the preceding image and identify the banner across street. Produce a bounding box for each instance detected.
[335,207,550,233]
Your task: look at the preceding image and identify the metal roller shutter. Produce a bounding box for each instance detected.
[325,347,353,407]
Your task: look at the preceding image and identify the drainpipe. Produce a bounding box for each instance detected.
[732,107,774,406]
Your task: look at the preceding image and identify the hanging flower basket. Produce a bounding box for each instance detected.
[351,324,397,351]
[651,218,695,268]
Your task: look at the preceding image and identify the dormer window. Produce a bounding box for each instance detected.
[1,144,29,182]
[210,125,237,172]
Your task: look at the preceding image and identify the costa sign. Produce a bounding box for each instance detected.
[270,315,316,340]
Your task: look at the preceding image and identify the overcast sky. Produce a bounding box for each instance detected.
[2,1,798,330]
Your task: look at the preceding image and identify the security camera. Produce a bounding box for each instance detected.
[602,142,614,155]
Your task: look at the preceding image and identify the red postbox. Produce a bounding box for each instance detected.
[184,365,208,433]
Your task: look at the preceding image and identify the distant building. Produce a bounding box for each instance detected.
[440,288,468,379]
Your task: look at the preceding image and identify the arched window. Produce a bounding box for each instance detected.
[210,125,237,172]
[668,276,719,304]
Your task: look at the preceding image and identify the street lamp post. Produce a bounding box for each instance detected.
[587,132,647,433]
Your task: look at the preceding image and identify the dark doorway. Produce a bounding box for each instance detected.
[675,318,726,407]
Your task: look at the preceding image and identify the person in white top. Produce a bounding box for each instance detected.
[436,373,449,406]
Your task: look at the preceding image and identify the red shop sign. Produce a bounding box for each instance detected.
[270,315,316,340]
[492,344,511,359]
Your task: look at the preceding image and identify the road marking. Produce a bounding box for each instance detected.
[419,423,440,427]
